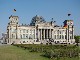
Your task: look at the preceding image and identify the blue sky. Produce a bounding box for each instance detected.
[0,0,80,37]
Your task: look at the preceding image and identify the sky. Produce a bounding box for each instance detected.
[0,0,80,37]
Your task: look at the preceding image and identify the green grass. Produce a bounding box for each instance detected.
[0,45,79,60]
[0,45,49,60]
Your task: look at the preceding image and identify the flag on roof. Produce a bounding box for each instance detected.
[68,14,71,16]
[13,9,16,12]
[52,18,53,20]
[63,24,67,28]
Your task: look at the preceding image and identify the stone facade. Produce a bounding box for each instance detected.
[6,15,75,44]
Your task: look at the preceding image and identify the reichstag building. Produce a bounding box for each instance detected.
[7,15,75,44]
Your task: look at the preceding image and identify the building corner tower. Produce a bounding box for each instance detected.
[7,15,19,44]
[63,20,75,44]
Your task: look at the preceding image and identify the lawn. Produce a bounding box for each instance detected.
[0,45,49,60]
[0,45,79,60]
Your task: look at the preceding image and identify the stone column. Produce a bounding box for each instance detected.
[7,29,9,43]
[66,28,68,42]
[64,35,65,39]
[10,27,11,44]
[41,29,42,41]
[72,26,74,39]
[67,25,70,43]
[56,34,57,39]
[38,29,39,40]
[51,29,52,38]
[61,31,62,39]
[73,30,74,39]
[49,29,51,38]
[44,29,45,40]
[35,29,36,39]
[47,29,48,39]
[52,30,54,39]
[36,29,38,40]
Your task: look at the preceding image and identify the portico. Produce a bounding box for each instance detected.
[36,28,53,41]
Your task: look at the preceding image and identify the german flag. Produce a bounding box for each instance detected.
[63,24,67,28]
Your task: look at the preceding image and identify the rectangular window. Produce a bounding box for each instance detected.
[62,35,64,39]
[12,34,13,38]
[57,35,59,39]
[55,35,56,39]
[26,34,28,39]
[26,30,28,33]
[12,34,15,38]
[23,29,25,33]
[23,34,25,38]
[54,31,56,34]
[12,29,16,33]
[57,31,59,34]
[20,30,21,33]
[60,35,61,39]
[33,34,35,39]
[29,34,32,39]
[30,30,32,34]
[70,36,72,39]
[70,31,72,34]
[60,31,61,34]
[65,35,67,39]
[20,35,22,39]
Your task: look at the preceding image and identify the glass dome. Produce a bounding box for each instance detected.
[30,15,46,26]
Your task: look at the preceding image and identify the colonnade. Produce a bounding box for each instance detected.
[35,29,53,41]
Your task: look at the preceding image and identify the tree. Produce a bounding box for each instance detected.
[74,35,80,46]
